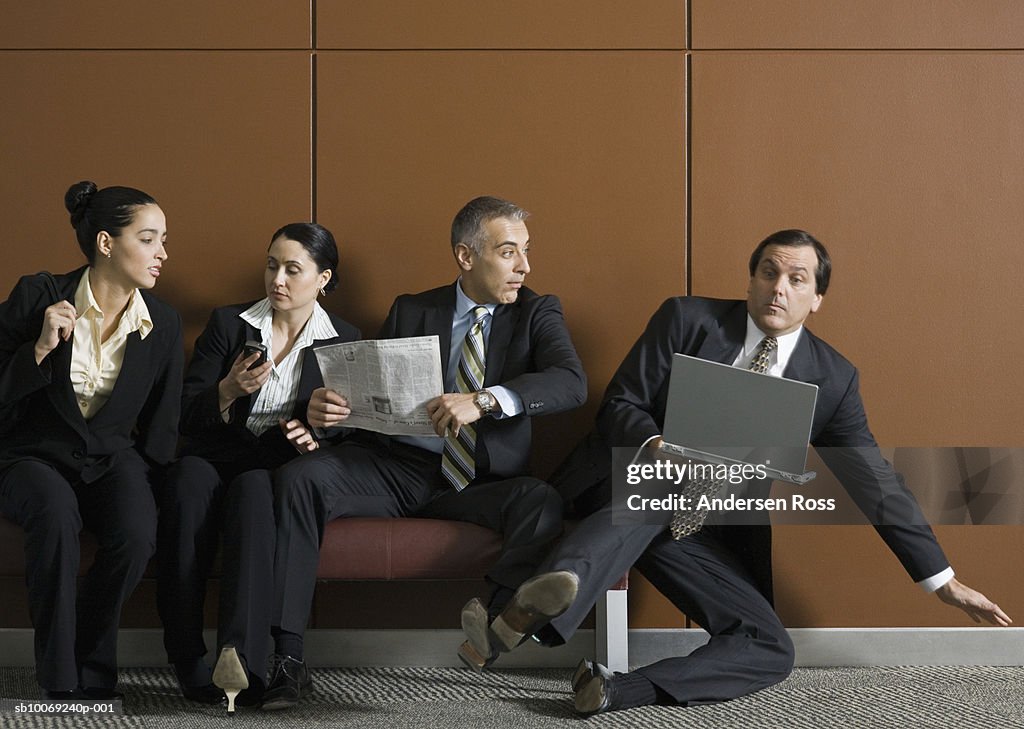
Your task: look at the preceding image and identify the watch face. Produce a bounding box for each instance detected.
[477,391,494,411]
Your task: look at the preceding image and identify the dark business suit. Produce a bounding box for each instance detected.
[0,267,182,692]
[158,302,359,684]
[272,282,587,635]
[546,296,948,704]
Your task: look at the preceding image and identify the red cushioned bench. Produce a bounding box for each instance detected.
[0,515,629,671]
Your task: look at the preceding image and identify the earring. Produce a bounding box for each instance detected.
[318,287,326,297]
[105,251,111,258]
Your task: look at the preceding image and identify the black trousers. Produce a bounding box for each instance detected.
[0,455,157,692]
[541,501,794,705]
[157,456,276,682]
[271,437,563,636]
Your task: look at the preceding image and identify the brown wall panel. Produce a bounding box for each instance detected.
[0,1,310,49]
[693,1,1024,49]
[318,1,686,49]
[689,51,1024,625]
[690,52,1024,446]
[315,50,687,476]
[0,51,312,349]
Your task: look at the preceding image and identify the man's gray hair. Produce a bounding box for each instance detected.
[451,196,530,255]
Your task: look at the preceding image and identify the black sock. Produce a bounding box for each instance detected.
[607,672,658,710]
[272,628,304,661]
[487,586,515,618]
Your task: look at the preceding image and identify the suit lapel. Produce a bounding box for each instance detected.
[484,302,518,388]
[92,331,144,424]
[45,271,89,440]
[425,286,455,380]
[694,301,746,364]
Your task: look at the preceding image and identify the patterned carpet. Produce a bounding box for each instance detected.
[1,665,1021,728]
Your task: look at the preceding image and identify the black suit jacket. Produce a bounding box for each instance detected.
[0,267,183,482]
[380,282,587,479]
[179,301,361,469]
[564,296,949,597]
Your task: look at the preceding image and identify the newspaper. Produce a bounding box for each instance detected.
[313,335,444,436]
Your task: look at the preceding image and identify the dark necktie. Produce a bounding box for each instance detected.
[441,306,489,491]
[669,336,779,539]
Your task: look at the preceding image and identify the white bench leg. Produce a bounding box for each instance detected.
[596,588,628,673]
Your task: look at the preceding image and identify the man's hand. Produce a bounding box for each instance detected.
[307,387,351,429]
[427,393,482,437]
[280,418,319,454]
[935,577,1012,626]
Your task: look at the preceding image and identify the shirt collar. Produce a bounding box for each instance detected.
[454,279,497,320]
[74,267,154,339]
[239,298,339,351]
[743,314,801,372]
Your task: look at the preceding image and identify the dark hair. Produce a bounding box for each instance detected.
[450,196,529,254]
[748,229,832,295]
[64,181,158,264]
[270,222,339,293]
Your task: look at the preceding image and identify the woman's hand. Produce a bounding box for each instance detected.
[35,301,77,364]
[281,418,320,454]
[217,352,272,416]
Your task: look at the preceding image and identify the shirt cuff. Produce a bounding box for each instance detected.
[631,434,662,465]
[916,566,955,593]
[488,386,523,419]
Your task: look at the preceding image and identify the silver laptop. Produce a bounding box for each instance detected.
[660,354,818,484]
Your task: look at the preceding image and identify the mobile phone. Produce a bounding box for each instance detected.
[242,340,268,369]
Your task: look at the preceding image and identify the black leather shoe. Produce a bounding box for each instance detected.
[260,655,312,711]
[43,689,79,700]
[80,687,124,700]
[181,682,226,705]
[489,571,579,652]
[573,667,616,716]
[570,657,614,693]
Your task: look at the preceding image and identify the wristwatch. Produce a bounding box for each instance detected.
[474,389,496,414]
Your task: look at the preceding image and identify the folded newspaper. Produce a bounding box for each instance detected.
[313,335,444,436]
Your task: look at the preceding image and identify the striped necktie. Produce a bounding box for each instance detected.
[441,305,489,491]
[669,336,779,539]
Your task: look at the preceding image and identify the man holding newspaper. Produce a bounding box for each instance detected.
[258,196,587,709]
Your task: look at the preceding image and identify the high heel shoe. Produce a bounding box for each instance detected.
[212,645,249,715]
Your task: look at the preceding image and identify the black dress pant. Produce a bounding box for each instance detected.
[157,456,276,681]
[272,436,563,636]
[540,502,794,705]
[0,455,157,692]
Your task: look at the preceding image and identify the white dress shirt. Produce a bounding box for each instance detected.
[239,298,339,436]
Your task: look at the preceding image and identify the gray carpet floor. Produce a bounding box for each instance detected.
[1,665,1022,728]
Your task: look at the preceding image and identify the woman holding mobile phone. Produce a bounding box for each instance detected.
[157,222,359,711]
[0,180,182,700]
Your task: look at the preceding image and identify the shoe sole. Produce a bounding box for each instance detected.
[491,571,579,652]
[459,598,497,672]
[211,646,249,714]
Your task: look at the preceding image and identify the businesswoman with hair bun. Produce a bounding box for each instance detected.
[157,222,359,712]
[0,180,182,699]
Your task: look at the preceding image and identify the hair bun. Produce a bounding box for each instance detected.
[65,180,98,228]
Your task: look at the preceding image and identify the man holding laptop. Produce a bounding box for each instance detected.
[460,229,1010,715]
